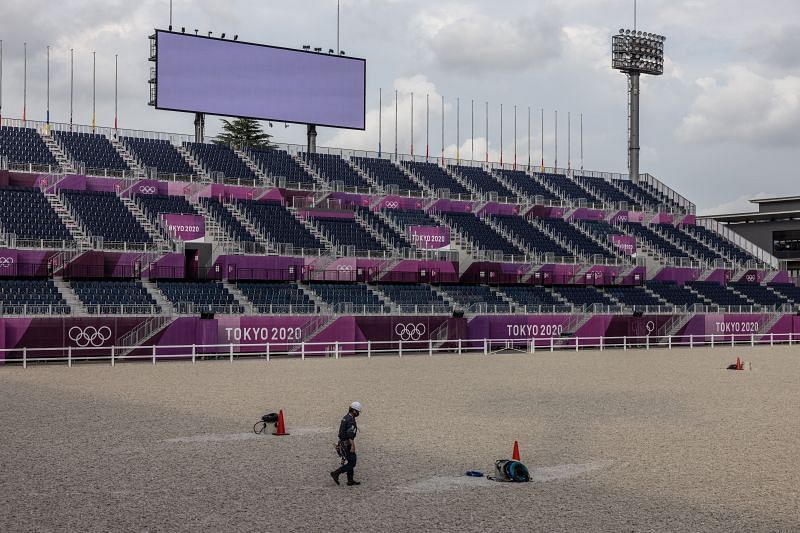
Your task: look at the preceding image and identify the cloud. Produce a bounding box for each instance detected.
[415,3,565,74]
[742,24,800,70]
[697,192,771,216]
[677,65,800,146]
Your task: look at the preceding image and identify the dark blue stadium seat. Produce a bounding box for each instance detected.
[302,153,369,188]
[351,157,422,193]
[308,283,389,313]
[684,225,757,264]
[537,218,616,259]
[236,281,316,313]
[654,224,722,263]
[620,222,688,259]
[439,211,524,257]
[0,126,58,167]
[121,137,194,177]
[687,281,751,307]
[644,281,704,307]
[71,280,160,314]
[382,209,439,229]
[490,215,572,258]
[401,161,471,196]
[249,148,316,186]
[0,186,73,242]
[184,142,258,182]
[728,283,788,307]
[575,175,641,207]
[495,169,559,202]
[199,197,256,243]
[533,173,600,204]
[448,165,515,198]
[552,286,616,307]
[312,216,386,252]
[354,206,410,250]
[0,278,70,314]
[237,200,324,250]
[439,285,511,313]
[603,286,664,308]
[377,283,451,313]
[499,285,562,308]
[62,190,152,244]
[157,280,243,314]
[768,283,800,303]
[53,131,129,172]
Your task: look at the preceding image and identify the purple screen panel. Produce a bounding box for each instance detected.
[156,31,366,129]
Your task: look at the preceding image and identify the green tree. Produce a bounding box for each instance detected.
[213,118,273,150]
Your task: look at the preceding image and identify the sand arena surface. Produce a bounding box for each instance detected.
[1,346,799,532]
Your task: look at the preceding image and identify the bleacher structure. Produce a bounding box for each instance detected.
[0,118,797,358]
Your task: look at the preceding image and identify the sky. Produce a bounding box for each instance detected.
[1,0,799,214]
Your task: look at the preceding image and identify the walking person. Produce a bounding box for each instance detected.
[330,401,362,486]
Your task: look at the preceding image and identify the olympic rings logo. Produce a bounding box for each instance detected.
[384,201,399,209]
[395,323,426,341]
[745,274,756,282]
[645,321,656,334]
[68,326,112,347]
[138,186,157,194]
[0,257,15,268]
[337,265,353,271]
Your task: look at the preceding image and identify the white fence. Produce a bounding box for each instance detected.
[2,332,797,368]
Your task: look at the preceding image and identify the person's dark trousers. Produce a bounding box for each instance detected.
[334,449,357,482]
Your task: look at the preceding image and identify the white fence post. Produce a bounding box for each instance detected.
[458,338,462,355]
[152,345,156,365]
[483,339,488,355]
[192,344,196,364]
[229,343,234,363]
[266,343,270,362]
[335,341,339,360]
[751,334,754,347]
[690,334,693,348]
[367,340,371,358]
[23,347,27,369]
[68,346,72,367]
[668,335,672,350]
[600,336,603,351]
[646,335,650,350]
[711,334,715,348]
[399,340,403,357]
[623,336,627,351]
[731,335,734,347]
[111,346,115,367]
[771,333,774,347]
[301,342,305,360]
[429,339,433,356]
[550,336,554,352]
[575,337,579,352]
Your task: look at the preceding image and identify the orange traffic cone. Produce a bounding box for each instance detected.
[512,440,521,461]
[273,409,290,436]
[736,357,742,371]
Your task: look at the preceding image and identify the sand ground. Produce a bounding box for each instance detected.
[1,346,798,532]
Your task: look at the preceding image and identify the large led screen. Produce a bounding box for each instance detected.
[154,30,366,129]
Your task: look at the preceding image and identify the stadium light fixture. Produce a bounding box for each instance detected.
[314,47,322,52]
[612,27,666,184]
[302,45,311,50]
[181,27,185,33]
[233,35,238,41]
[207,31,212,37]
[340,51,346,55]
[221,33,225,39]
[194,29,198,35]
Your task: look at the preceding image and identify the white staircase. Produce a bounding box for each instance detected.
[120,197,171,249]
[233,149,269,185]
[221,280,256,314]
[175,145,211,180]
[52,279,89,315]
[221,200,272,249]
[44,192,90,246]
[110,137,146,178]
[40,131,74,172]
[141,279,174,314]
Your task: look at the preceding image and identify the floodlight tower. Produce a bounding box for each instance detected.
[612,28,665,183]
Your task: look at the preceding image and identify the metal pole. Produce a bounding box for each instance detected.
[378,88,382,156]
[456,97,460,164]
[70,48,74,130]
[394,89,398,158]
[580,112,584,171]
[470,99,474,162]
[628,72,640,183]
[499,103,503,166]
[567,111,571,172]
[540,108,544,170]
[46,46,50,126]
[425,93,429,161]
[114,54,118,130]
[337,0,340,54]
[441,94,444,164]
[513,104,517,170]
[527,106,531,170]
[485,101,489,163]
[0,39,3,124]
[92,51,96,132]
[410,92,414,156]
[554,110,558,171]
[169,0,173,28]
[23,42,27,124]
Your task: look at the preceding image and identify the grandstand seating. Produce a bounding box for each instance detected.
[354,207,410,250]
[382,209,439,229]
[621,222,688,259]
[62,190,152,244]
[351,157,422,193]
[71,280,159,314]
[603,286,664,308]
[53,131,129,172]
[499,285,562,308]
[0,278,69,314]
[575,175,640,207]
[121,137,194,177]
[401,161,471,196]
[236,281,315,313]
[199,197,257,243]
[684,224,757,264]
[302,153,369,189]
[644,281,705,307]
[439,212,524,257]
[537,218,616,259]
[184,142,258,182]
[533,173,600,204]
[576,219,624,242]
[768,283,800,303]
[236,200,324,250]
[552,286,616,307]
[308,282,389,313]
[449,165,515,198]
[156,280,243,314]
[495,169,559,202]
[377,283,451,313]
[489,215,572,258]
[439,284,511,313]
[249,148,316,186]
[0,126,59,167]
[136,194,198,227]
[728,283,788,307]
[654,224,722,263]
[312,216,386,252]
[687,281,751,307]
[0,186,73,242]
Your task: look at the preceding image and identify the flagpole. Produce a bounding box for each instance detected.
[425,93,429,161]
[499,103,503,166]
[527,106,531,171]
[1,40,5,125]
[470,99,474,162]
[567,111,571,173]
[456,97,460,164]
[92,51,96,133]
[440,94,444,164]
[540,108,544,171]
[70,49,74,131]
[410,92,414,156]
[23,42,27,125]
[378,88,382,157]
[513,105,517,171]
[485,101,488,164]
[46,45,50,128]
[394,89,398,158]
[580,113,584,171]
[114,54,119,131]
[554,110,558,171]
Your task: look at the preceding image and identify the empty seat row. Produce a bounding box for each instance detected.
[351,157,422,193]
[0,186,73,241]
[236,281,315,313]
[449,165,515,198]
[71,279,159,314]
[121,137,195,176]
[302,153,369,189]
[54,131,129,172]
[401,161,471,196]
[0,126,58,167]
[0,278,69,314]
[440,211,524,257]
[62,190,152,244]
[157,280,243,314]
[185,142,258,182]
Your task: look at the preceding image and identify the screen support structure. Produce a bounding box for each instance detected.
[194,112,205,143]
[307,124,317,153]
